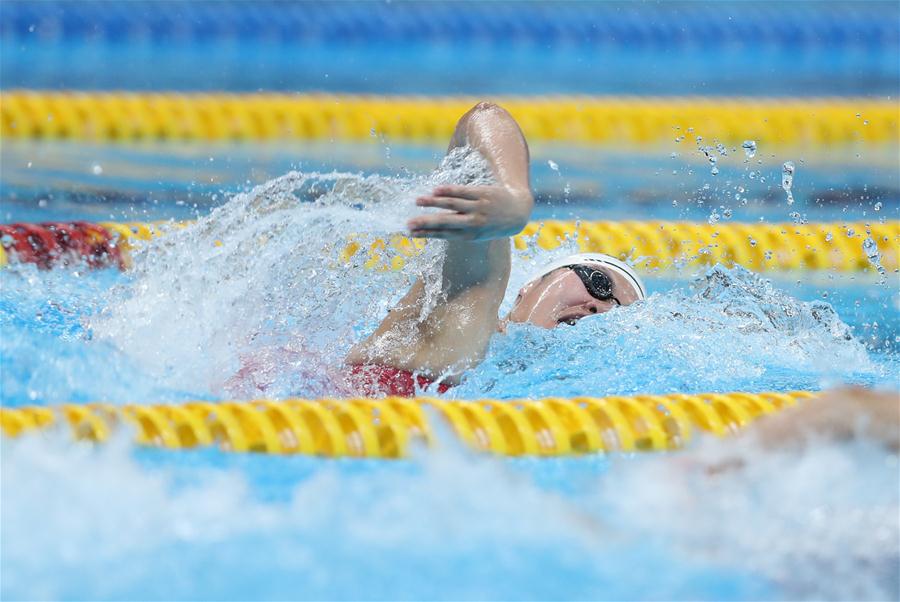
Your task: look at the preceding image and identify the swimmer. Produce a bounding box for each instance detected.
[345,102,645,396]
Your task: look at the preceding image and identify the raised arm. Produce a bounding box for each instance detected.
[346,102,532,380]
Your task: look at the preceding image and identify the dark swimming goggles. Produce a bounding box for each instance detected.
[566,264,621,306]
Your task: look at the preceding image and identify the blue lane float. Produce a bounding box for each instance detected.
[3,1,897,49]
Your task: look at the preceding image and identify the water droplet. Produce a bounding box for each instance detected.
[723,208,733,219]
[741,140,757,159]
[672,200,678,207]
[781,161,795,205]
[674,135,685,143]
[874,202,882,211]
[547,160,559,172]
[716,143,728,156]
[862,233,887,284]
[91,163,103,175]
[707,209,720,225]
[846,228,855,237]
[26,161,32,168]
[38,199,47,208]
[764,250,773,260]
[670,152,678,159]
[863,120,869,126]
[711,166,719,176]
[863,236,879,259]
[825,232,833,242]
[696,135,703,142]
[748,237,757,246]
[370,128,377,138]
[748,171,757,180]
[28,24,35,33]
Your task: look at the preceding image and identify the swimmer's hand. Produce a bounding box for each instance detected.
[409,184,533,241]
[750,387,900,452]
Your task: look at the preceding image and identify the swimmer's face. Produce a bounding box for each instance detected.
[507,266,642,329]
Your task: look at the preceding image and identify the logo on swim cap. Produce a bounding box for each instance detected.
[527,253,646,300]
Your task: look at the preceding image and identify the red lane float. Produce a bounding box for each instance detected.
[0,222,125,269]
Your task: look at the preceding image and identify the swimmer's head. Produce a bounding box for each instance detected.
[507,253,646,328]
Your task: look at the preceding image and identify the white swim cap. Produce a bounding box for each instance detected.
[526,253,646,300]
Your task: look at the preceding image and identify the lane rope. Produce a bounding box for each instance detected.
[1,220,896,273]
[0,390,817,457]
[2,93,896,146]
[3,2,894,49]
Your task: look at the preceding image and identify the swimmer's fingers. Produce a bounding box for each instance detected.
[415,195,479,212]
[431,184,494,200]
[407,213,477,238]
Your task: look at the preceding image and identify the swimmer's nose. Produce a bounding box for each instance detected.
[585,299,613,315]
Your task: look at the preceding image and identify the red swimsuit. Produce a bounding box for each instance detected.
[347,364,452,397]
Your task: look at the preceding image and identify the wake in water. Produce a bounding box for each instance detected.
[86,149,881,400]
[2,415,897,600]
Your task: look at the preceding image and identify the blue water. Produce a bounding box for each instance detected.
[2,140,897,224]
[1,136,898,600]
[2,1,897,95]
[3,1,899,598]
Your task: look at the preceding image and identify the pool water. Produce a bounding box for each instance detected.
[0,135,900,599]
[1,144,898,600]
[3,0,899,597]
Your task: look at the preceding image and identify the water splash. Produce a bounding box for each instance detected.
[455,266,877,399]
[741,140,757,159]
[2,402,896,600]
[862,229,887,285]
[90,147,494,395]
[782,161,795,205]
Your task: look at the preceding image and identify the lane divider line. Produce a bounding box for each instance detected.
[1,220,896,272]
[2,93,896,145]
[0,390,817,457]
